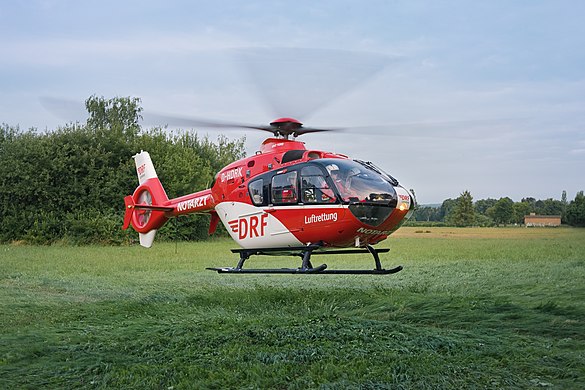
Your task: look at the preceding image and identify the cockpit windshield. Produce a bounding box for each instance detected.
[315,159,398,206]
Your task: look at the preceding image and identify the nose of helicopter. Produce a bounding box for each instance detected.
[316,158,414,229]
[347,185,414,228]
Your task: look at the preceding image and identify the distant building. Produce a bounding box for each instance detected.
[524,213,561,227]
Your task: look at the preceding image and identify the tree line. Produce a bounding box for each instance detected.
[411,190,585,227]
[0,96,245,244]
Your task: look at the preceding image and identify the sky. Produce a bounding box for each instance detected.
[1,0,584,204]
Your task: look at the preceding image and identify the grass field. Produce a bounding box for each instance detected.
[1,227,584,389]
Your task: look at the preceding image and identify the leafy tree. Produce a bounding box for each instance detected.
[488,197,515,225]
[412,206,442,222]
[474,198,497,216]
[0,96,245,244]
[0,123,19,146]
[534,198,565,216]
[439,198,456,222]
[513,201,532,224]
[566,191,585,227]
[85,95,142,139]
[448,190,475,226]
[474,213,494,227]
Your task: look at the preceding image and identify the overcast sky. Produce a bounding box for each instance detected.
[1,0,584,204]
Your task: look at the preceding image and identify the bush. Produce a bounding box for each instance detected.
[0,97,245,245]
[566,191,585,227]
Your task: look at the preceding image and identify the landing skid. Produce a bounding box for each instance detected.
[206,244,403,275]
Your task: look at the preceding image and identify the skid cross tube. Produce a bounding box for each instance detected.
[206,244,402,275]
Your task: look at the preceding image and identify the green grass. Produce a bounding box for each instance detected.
[1,227,584,389]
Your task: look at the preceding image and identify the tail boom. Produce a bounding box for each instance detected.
[168,190,215,216]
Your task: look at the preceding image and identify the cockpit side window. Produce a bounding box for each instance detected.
[271,171,298,205]
[300,165,336,204]
[249,178,264,205]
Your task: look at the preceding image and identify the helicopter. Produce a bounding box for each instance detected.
[122,116,416,274]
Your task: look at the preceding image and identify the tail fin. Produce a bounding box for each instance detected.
[123,151,172,248]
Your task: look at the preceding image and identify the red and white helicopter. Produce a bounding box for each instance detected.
[122,117,416,274]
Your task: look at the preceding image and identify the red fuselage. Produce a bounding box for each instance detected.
[125,138,415,250]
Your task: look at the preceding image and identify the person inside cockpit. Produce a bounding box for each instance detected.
[327,164,354,201]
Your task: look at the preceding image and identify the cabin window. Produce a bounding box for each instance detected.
[249,179,264,205]
[300,165,336,204]
[271,171,298,204]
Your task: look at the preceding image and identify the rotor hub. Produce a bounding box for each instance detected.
[270,117,303,127]
[268,118,304,138]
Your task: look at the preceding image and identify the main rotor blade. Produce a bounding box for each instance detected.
[143,113,274,133]
[293,126,342,135]
[143,113,344,136]
[337,117,527,140]
[233,47,398,120]
[40,95,518,141]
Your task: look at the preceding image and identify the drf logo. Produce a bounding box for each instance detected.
[228,213,268,240]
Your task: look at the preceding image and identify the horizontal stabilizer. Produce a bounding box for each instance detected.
[132,204,174,212]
